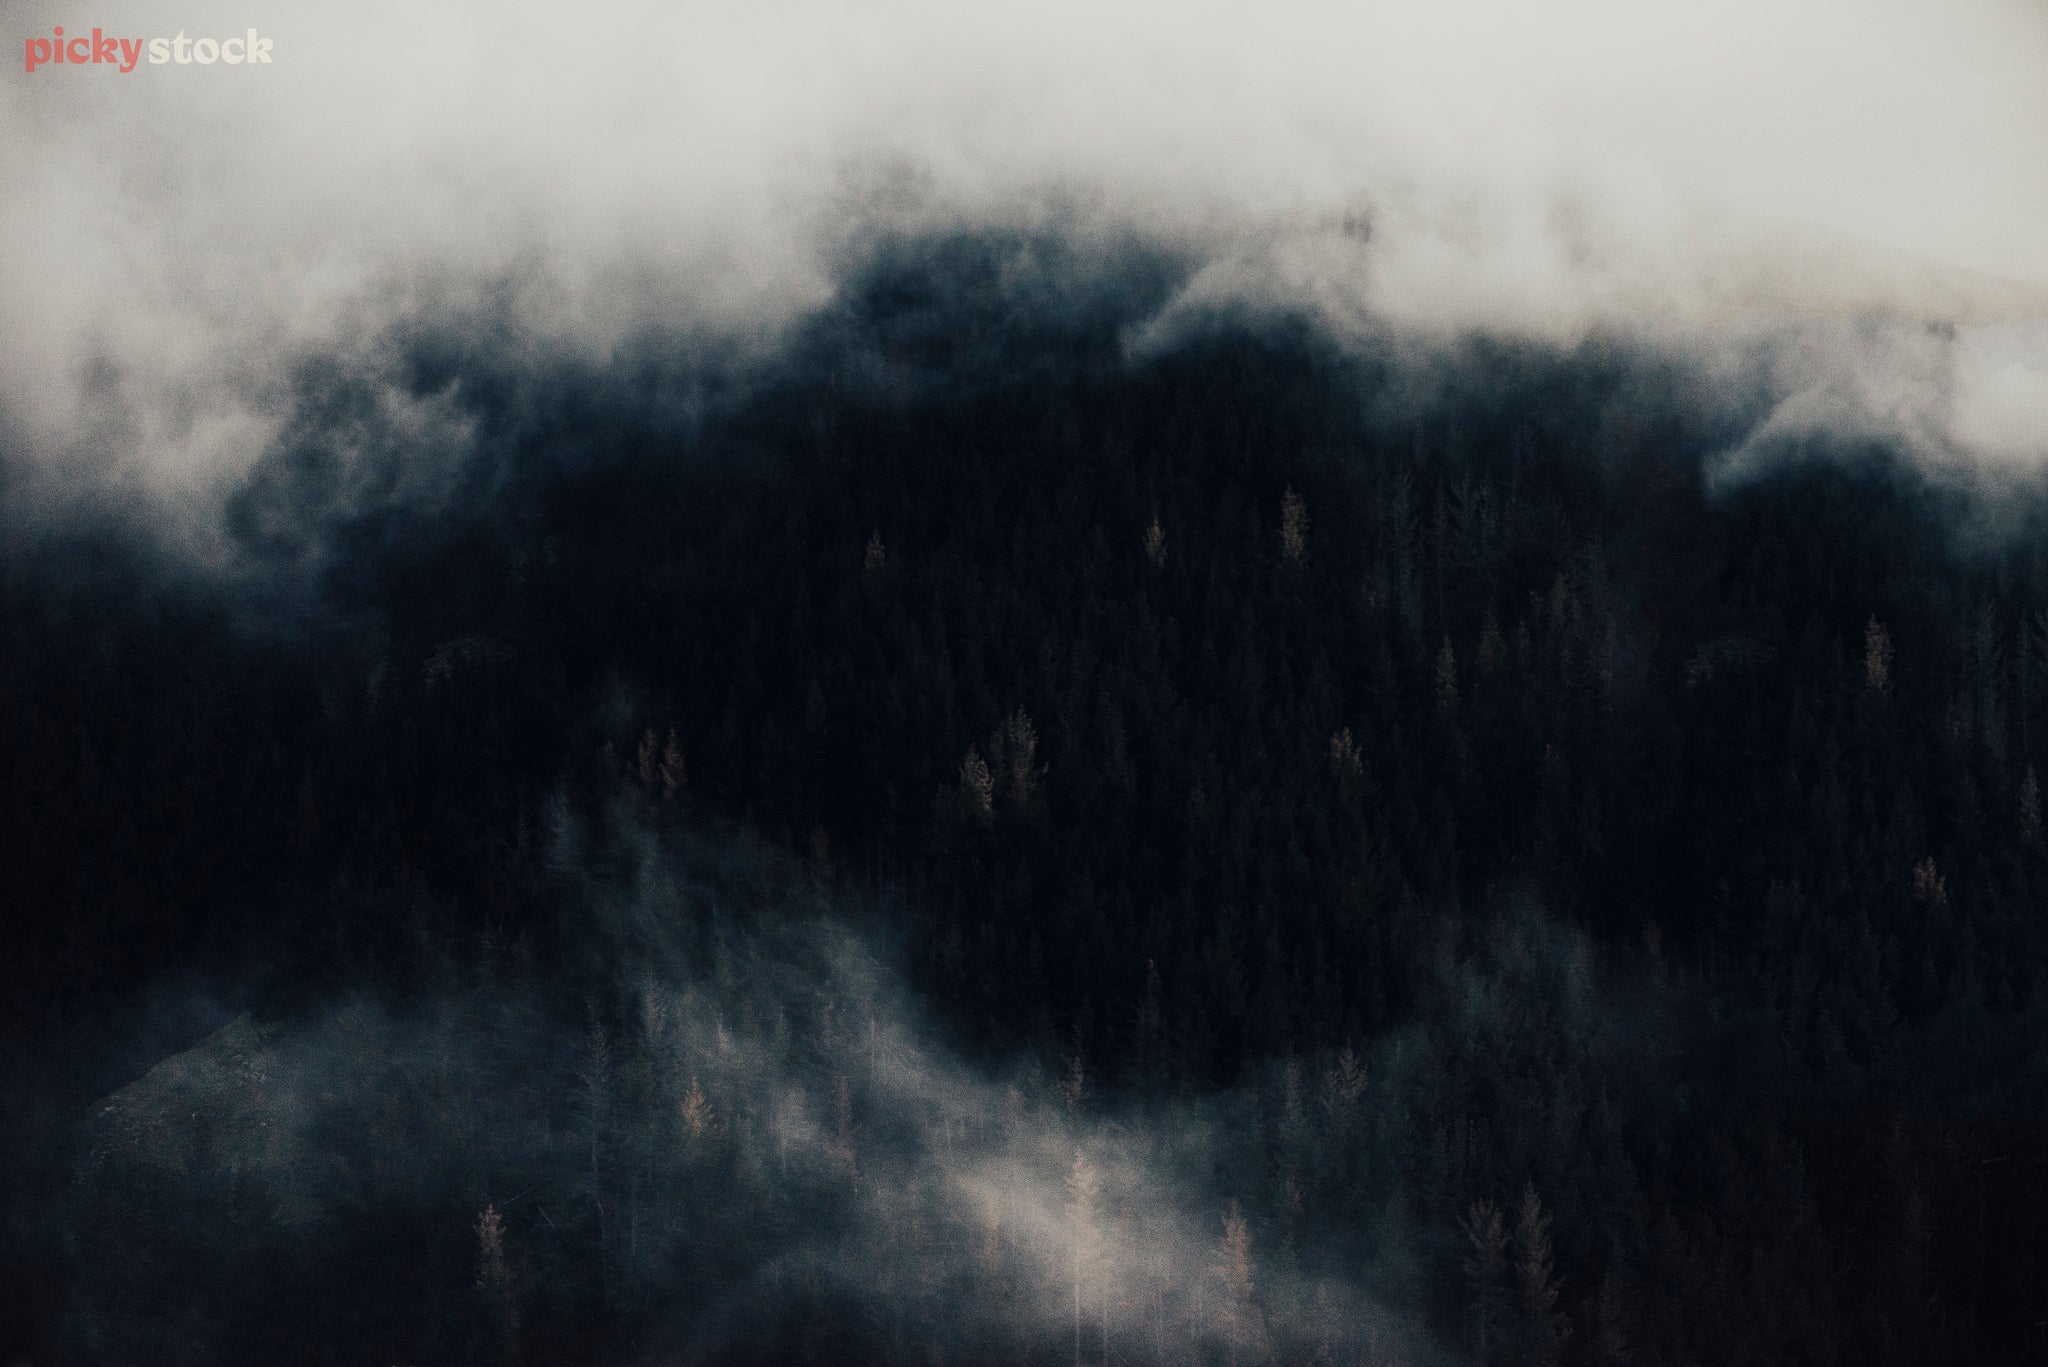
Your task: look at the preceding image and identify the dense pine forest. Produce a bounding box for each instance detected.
[5,232,2048,1364]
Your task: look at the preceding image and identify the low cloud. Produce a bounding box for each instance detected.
[4,0,2047,544]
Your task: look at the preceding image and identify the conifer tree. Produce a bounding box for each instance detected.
[1866,616,1894,694]
[1588,1265,1629,1367]
[1437,636,1460,717]
[1329,728,1363,783]
[678,1076,711,1142]
[961,748,995,824]
[1461,1198,1511,1364]
[1005,707,1040,815]
[659,728,685,802]
[474,1203,521,1363]
[1281,487,1308,564]
[1213,1201,1257,1367]
[1510,1182,1569,1367]
[1144,515,1167,570]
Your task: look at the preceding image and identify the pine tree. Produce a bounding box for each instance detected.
[1322,1045,1367,1133]
[1510,1182,1569,1367]
[1865,616,1894,694]
[1437,636,1460,718]
[474,1203,522,1363]
[659,727,685,801]
[1911,856,1948,907]
[1329,728,1363,783]
[678,1076,711,1142]
[1461,1198,1511,1364]
[961,748,994,824]
[1059,1043,1088,1115]
[1281,487,1308,564]
[635,727,661,792]
[1144,514,1167,570]
[1588,1265,1630,1366]
[475,1202,510,1291]
[1213,1201,1257,1367]
[1005,707,1040,815]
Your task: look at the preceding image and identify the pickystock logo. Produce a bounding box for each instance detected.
[23,26,274,73]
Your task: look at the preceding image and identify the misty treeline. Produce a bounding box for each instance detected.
[5,231,2048,1363]
[60,816,1509,1366]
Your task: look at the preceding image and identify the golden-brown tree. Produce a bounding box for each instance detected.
[1912,856,1948,907]
[1865,616,1894,694]
[1328,727,1362,783]
[1143,514,1167,569]
[1280,486,1308,564]
[678,1075,711,1142]
[960,747,994,824]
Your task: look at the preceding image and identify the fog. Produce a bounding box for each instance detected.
[4,0,2047,539]
[74,812,1607,1362]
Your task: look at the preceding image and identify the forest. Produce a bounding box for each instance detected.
[4,229,2047,1364]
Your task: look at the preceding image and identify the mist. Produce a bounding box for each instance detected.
[70,808,1601,1364]
[5,0,2048,544]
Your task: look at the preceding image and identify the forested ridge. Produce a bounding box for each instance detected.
[4,233,2047,1364]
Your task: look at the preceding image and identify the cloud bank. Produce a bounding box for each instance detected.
[3,0,2047,543]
